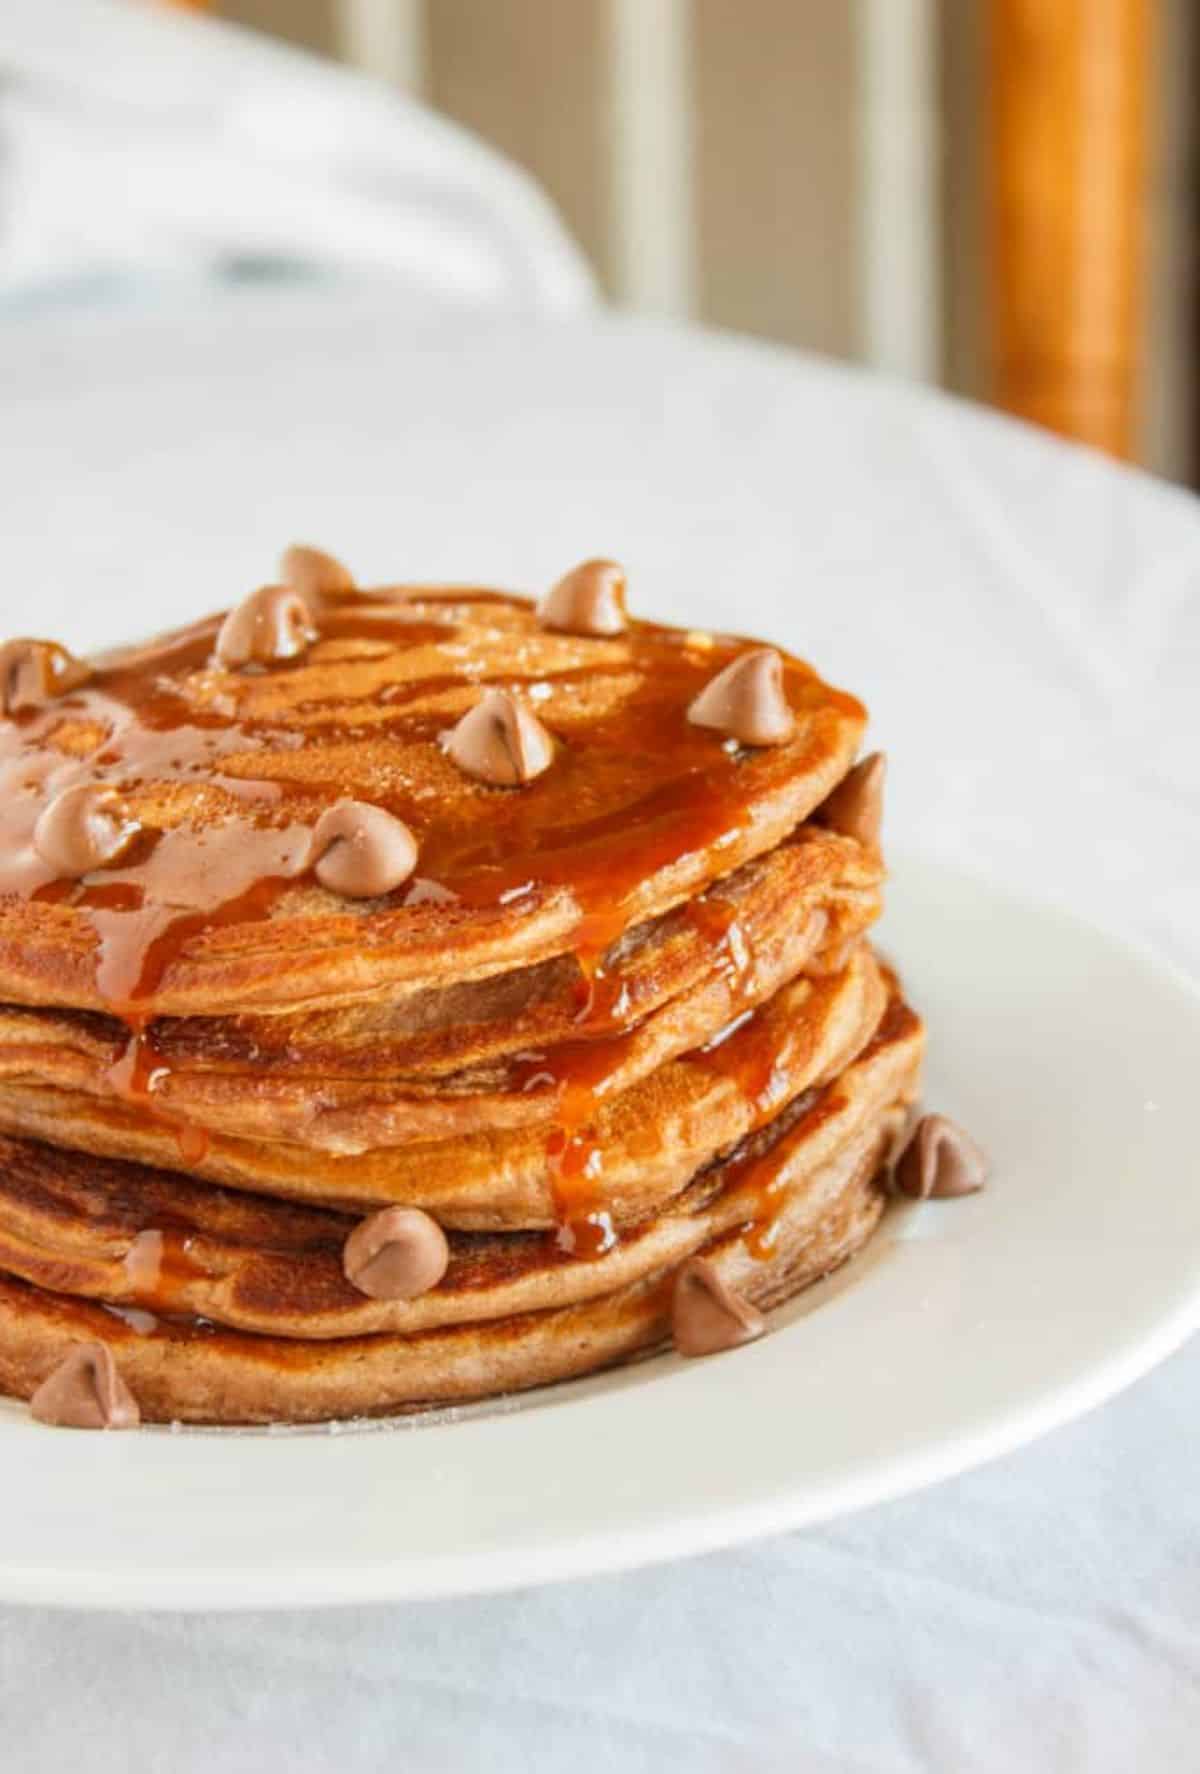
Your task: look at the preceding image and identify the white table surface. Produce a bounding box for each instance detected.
[1,293,1198,1772]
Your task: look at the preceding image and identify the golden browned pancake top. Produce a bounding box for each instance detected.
[0,588,864,1015]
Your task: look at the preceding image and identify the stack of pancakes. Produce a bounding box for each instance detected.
[0,555,923,1425]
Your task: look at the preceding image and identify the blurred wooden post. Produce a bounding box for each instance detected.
[989,0,1150,458]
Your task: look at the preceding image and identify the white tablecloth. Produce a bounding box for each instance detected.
[1,293,1198,1771]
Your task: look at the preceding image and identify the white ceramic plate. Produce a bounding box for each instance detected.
[1,853,1198,1609]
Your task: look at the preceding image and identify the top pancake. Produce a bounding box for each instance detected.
[0,585,865,1017]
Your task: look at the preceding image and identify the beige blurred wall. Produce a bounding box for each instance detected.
[426,1,613,292]
[220,0,891,363]
[219,0,1196,482]
[692,1,859,360]
[222,0,339,54]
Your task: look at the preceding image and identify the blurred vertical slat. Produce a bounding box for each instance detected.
[939,3,988,401]
[1140,0,1198,482]
[691,0,858,357]
[858,0,940,380]
[337,0,427,93]
[990,0,1151,458]
[607,0,694,315]
[428,0,694,313]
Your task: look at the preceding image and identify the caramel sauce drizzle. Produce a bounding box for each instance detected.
[518,1030,637,1260]
[713,998,911,1261]
[123,1225,208,1313]
[687,1005,791,1121]
[513,895,764,1258]
[0,587,861,1256]
[714,1085,827,1260]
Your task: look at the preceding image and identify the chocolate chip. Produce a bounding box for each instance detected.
[538,559,628,637]
[343,1207,450,1300]
[892,1113,989,1200]
[309,800,418,898]
[215,585,316,669]
[687,648,795,746]
[442,689,555,787]
[671,1257,765,1357]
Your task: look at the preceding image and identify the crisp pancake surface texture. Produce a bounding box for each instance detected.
[0,827,884,1150]
[0,562,922,1427]
[0,988,922,1343]
[0,945,890,1227]
[0,988,923,1420]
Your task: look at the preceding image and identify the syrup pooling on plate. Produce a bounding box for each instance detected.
[0,583,861,1244]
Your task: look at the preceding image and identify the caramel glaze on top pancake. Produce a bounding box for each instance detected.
[0,590,864,1025]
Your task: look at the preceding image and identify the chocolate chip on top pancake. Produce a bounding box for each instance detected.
[0,551,969,1429]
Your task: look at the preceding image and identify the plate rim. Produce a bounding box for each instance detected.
[3,851,1200,1612]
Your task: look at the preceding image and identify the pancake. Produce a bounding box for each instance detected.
[0,832,880,1143]
[0,1012,918,1423]
[0,991,921,1340]
[0,824,880,1084]
[0,943,889,1226]
[0,1143,882,1424]
[0,593,865,1019]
